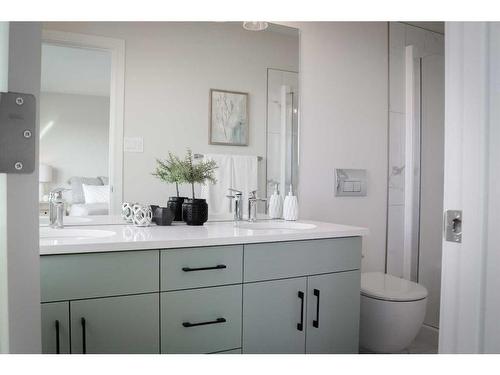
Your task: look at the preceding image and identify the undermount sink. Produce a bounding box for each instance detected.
[237,221,317,231]
[40,227,116,241]
[39,216,92,226]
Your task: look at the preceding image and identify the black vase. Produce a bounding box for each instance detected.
[152,206,175,226]
[167,196,187,221]
[182,199,208,226]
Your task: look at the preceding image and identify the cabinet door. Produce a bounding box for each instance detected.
[70,294,159,354]
[242,277,307,354]
[306,271,360,353]
[41,302,70,354]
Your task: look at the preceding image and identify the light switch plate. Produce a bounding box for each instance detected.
[124,137,144,153]
[335,169,367,197]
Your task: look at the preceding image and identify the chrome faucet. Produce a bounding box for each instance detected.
[49,188,69,229]
[248,190,267,222]
[226,188,244,221]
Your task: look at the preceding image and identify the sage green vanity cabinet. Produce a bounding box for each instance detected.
[242,277,307,354]
[305,271,360,353]
[70,294,160,354]
[40,237,362,354]
[40,250,159,302]
[41,302,70,354]
[160,245,243,291]
[242,271,360,354]
[161,285,242,354]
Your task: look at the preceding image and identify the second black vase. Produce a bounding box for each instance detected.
[167,196,187,221]
[182,198,208,226]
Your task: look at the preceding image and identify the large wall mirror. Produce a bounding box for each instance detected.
[39,22,299,221]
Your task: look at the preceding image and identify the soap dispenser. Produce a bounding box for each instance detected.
[268,183,283,219]
[283,184,299,221]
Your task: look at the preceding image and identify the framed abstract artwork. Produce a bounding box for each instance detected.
[209,89,249,146]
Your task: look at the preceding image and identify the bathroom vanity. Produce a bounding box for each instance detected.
[39,220,367,354]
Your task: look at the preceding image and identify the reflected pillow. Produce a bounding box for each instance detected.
[82,184,110,204]
[68,176,103,204]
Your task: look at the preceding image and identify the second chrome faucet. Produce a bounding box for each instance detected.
[226,188,266,222]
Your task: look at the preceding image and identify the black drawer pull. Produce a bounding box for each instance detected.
[313,289,320,328]
[55,320,60,354]
[182,317,227,328]
[81,317,87,354]
[297,291,305,331]
[182,264,227,272]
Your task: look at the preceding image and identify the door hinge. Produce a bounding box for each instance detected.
[0,92,36,174]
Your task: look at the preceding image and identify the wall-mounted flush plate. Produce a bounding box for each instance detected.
[335,169,367,197]
[0,92,36,174]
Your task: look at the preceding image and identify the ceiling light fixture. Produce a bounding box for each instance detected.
[242,22,269,31]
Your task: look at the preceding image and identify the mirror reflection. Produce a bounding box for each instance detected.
[39,22,299,224]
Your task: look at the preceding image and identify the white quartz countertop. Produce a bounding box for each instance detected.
[39,219,369,256]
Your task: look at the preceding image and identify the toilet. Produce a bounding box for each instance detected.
[359,272,428,353]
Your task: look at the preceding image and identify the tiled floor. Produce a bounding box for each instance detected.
[360,325,439,354]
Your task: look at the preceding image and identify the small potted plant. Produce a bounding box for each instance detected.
[152,152,188,221]
[178,149,217,226]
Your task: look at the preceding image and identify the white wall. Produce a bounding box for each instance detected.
[40,92,110,192]
[294,22,389,271]
[43,22,299,203]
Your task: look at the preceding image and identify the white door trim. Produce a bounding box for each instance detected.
[439,22,490,353]
[0,21,9,354]
[41,29,125,214]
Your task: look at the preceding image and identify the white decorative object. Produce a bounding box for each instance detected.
[132,204,153,227]
[121,202,136,223]
[283,185,298,221]
[82,184,110,204]
[268,183,283,219]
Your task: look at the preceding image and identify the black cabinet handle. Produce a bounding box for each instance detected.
[182,264,227,272]
[313,289,320,328]
[81,317,87,354]
[182,317,227,328]
[55,320,60,354]
[297,291,305,331]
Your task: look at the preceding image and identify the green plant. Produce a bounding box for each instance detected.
[178,149,217,199]
[152,152,184,197]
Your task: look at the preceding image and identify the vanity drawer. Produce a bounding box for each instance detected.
[243,237,362,282]
[160,285,242,354]
[160,245,243,291]
[40,251,159,302]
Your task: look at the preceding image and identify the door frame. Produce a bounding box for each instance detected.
[41,29,125,214]
[439,22,494,353]
[0,21,9,354]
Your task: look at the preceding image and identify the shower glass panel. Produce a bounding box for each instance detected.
[387,23,444,330]
[266,69,299,199]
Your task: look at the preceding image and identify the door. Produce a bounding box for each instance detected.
[439,22,500,353]
[419,53,445,328]
[242,277,307,353]
[41,302,70,354]
[70,293,159,354]
[306,271,360,353]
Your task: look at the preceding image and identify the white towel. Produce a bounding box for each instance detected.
[200,154,233,215]
[232,155,258,216]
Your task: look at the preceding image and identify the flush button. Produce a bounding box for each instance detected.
[343,181,354,192]
[352,181,362,192]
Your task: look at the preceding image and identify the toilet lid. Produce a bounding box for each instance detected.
[361,272,428,302]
